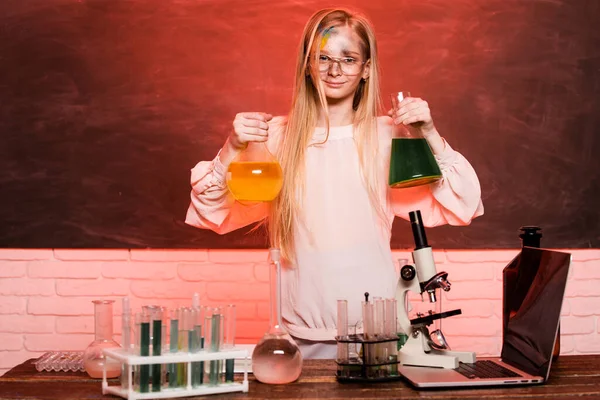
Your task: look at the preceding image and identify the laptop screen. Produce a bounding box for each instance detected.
[501,247,571,379]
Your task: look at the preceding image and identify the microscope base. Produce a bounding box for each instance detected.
[398,336,476,369]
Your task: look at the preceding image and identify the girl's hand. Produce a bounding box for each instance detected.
[387,97,436,137]
[229,112,273,150]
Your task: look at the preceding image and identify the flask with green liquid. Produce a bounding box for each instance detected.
[388,91,442,188]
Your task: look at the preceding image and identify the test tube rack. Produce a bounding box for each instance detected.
[101,347,249,400]
[335,333,405,383]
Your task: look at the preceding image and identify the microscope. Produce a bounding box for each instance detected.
[395,210,476,369]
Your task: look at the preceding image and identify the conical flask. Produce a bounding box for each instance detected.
[226,142,283,202]
[388,91,442,188]
[251,248,303,384]
[83,300,122,378]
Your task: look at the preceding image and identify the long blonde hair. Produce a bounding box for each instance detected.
[269,8,384,263]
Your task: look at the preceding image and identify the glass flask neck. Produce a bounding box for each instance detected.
[93,300,115,341]
[238,141,274,162]
[268,253,284,332]
[393,123,422,139]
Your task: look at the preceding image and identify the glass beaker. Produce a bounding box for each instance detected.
[83,300,122,378]
[226,142,283,202]
[251,248,303,384]
[388,91,442,188]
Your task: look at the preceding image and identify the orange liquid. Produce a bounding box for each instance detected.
[226,161,283,202]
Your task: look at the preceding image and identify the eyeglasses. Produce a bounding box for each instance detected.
[316,54,366,75]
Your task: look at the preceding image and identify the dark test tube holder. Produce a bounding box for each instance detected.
[335,334,404,383]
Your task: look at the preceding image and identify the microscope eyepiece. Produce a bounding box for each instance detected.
[409,210,429,250]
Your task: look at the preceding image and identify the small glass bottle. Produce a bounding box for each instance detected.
[83,300,122,378]
[388,91,442,188]
[226,142,283,202]
[251,248,303,384]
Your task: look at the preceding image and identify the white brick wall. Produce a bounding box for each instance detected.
[0,248,598,377]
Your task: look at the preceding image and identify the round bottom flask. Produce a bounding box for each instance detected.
[252,331,302,384]
[251,249,303,384]
[83,300,122,378]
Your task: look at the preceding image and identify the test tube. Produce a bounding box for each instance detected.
[199,306,208,385]
[191,295,204,386]
[362,300,375,373]
[385,298,399,375]
[139,313,150,393]
[161,306,168,388]
[151,308,162,392]
[374,297,385,371]
[205,307,223,386]
[168,309,179,388]
[337,300,349,362]
[337,300,349,378]
[223,304,236,383]
[121,297,131,389]
[362,300,373,340]
[133,312,142,390]
[189,308,202,387]
[177,308,190,387]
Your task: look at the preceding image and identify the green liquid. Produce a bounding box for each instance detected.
[140,322,150,393]
[199,336,205,385]
[225,359,235,382]
[209,315,221,385]
[152,320,162,392]
[191,326,203,387]
[168,319,178,388]
[397,332,409,350]
[389,138,442,188]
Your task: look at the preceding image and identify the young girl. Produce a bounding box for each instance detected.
[186,8,484,359]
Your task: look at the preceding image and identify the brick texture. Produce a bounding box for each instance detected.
[0,248,598,378]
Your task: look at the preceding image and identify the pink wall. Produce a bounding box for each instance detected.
[1,248,599,376]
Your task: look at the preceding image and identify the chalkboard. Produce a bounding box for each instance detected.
[0,0,598,249]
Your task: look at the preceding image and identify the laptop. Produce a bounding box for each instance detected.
[398,246,571,388]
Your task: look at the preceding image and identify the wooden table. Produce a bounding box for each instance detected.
[1,356,599,399]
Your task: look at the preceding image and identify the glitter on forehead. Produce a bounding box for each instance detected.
[320,26,335,50]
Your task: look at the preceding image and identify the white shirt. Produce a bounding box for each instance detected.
[185,116,484,340]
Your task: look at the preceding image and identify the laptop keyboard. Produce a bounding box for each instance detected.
[456,360,523,379]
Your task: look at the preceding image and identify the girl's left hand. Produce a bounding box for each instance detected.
[387,97,436,137]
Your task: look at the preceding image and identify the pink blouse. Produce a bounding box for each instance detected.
[186,116,484,341]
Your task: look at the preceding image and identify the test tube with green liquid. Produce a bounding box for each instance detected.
[177,308,189,387]
[139,313,150,393]
[223,304,236,383]
[205,307,223,385]
[168,309,179,388]
[151,308,162,392]
[191,307,204,387]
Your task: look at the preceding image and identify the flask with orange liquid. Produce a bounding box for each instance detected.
[226,142,283,202]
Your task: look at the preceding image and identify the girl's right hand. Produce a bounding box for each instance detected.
[229,112,273,150]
